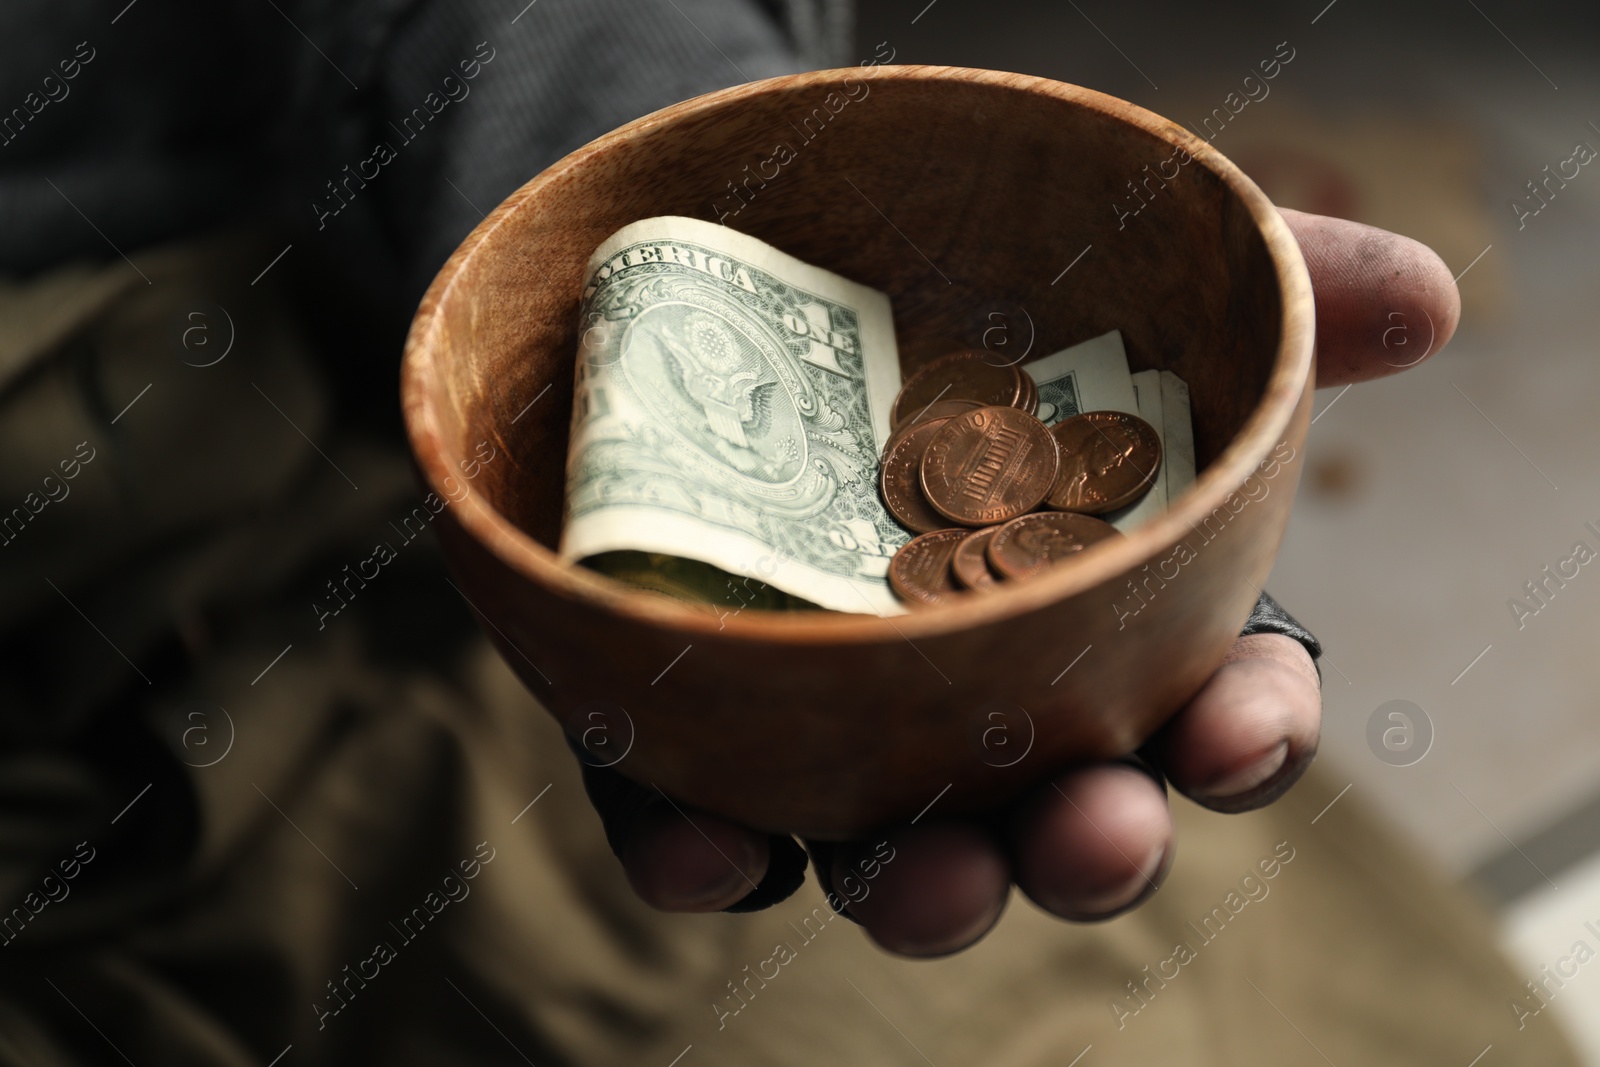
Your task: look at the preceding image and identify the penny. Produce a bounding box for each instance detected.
[951,527,1002,591]
[888,528,969,606]
[882,400,983,457]
[1044,410,1162,514]
[920,405,1059,526]
[987,512,1122,581]
[1015,368,1039,417]
[891,350,1028,429]
[900,396,986,427]
[880,418,955,534]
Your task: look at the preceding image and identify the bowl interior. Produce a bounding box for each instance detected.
[411,66,1289,623]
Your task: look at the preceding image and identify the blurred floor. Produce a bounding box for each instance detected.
[859,0,1600,1060]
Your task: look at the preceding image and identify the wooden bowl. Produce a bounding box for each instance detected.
[401,65,1314,839]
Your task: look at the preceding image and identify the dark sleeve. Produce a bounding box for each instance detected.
[381,0,841,912]
[1241,590,1322,672]
[367,0,815,303]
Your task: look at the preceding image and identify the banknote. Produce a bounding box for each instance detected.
[1111,368,1169,531]
[1022,329,1140,427]
[1159,370,1196,500]
[560,216,908,615]
[1023,331,1188,532]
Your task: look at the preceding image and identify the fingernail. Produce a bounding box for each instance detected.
[1198,740,1289,801]
[663,837,761,910]
[1081,838,1171,915]
[629,826,763,912]
[1049,838,1177,921]
[888,898,1007,959]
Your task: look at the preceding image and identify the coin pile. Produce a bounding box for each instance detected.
[881,351,1163,607]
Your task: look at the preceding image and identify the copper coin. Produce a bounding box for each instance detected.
[891,351,1028,429]
[1044,410,1162,514]
[900,397,986,429]
[888,529,968,606]
[920,405,1059,526]
[882,400,982,457]
[987,512,1122,581]
[969,355,1036,415]
[951,527,1002,591]
[1015,368,1039,417]
[880,418,954,534]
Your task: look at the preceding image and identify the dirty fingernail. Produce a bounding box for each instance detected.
[1198,740,1289,801]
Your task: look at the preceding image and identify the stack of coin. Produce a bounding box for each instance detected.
[879,351,1163,607]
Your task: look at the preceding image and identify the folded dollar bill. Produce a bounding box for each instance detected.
[1022,330,1194,532]
[561,216,908,615]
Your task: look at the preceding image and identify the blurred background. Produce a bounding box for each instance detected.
[856,0,1600,1055]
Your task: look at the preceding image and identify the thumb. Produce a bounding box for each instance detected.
[1280,207,1462,387]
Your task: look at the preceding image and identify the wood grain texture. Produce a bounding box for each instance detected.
[402,66,1315,839]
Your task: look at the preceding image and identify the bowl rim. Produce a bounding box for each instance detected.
[401,63,1315,646]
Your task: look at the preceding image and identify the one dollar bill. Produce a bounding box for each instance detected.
[560,216,908,615]
[1022,330,1194,532]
